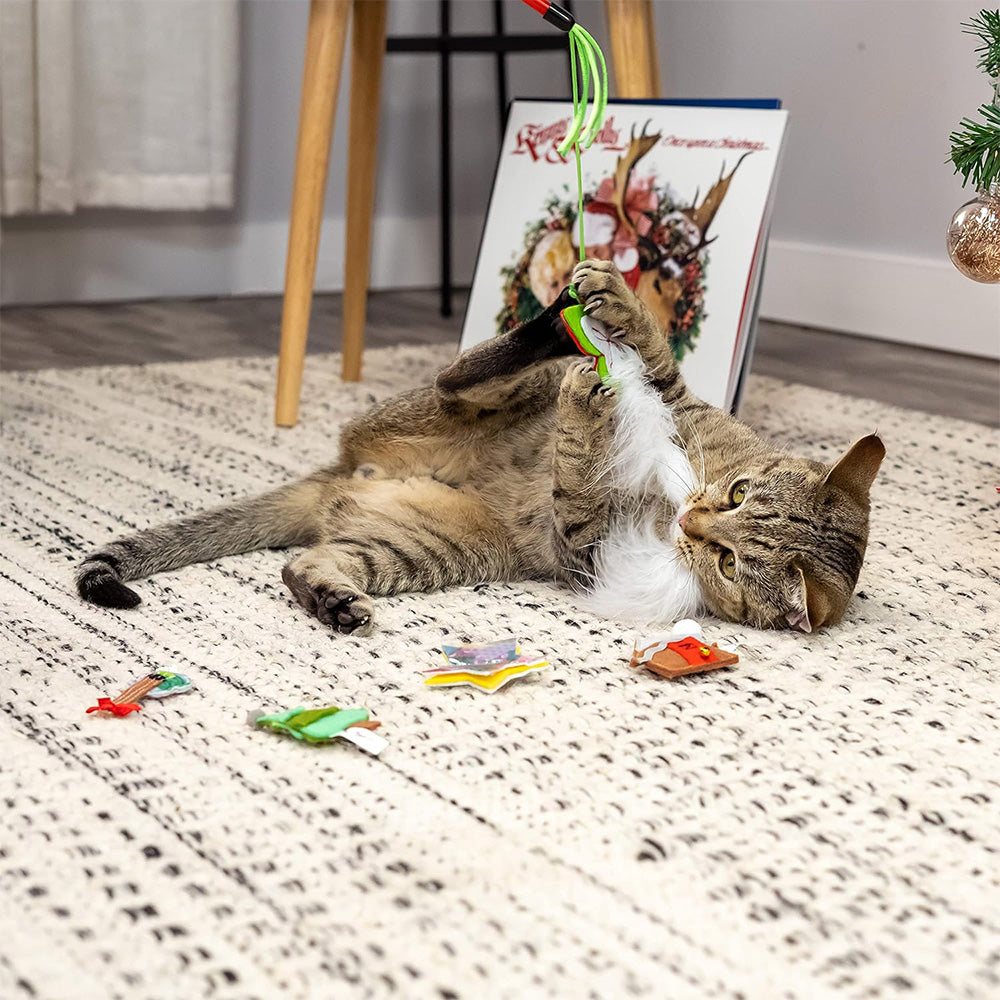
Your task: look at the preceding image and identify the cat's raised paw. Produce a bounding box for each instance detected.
[572,259,656,352]
[560,361,615,414]
[573,260,631,316]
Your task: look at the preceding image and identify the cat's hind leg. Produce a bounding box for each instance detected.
[282,546,379,635]
[281,478,512,635]
[435,288,579,410]
[337,290,583,481]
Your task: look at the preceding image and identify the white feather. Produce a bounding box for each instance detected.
[604,346,698,506]
[583,514,704,625]
[577,332,704,626]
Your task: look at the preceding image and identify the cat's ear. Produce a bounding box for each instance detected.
[823,433,885,504]
[785,604,812,633]
[785,564,839,633]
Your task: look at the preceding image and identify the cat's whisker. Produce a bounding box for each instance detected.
[668,432,704,494]
[674,403,708,488]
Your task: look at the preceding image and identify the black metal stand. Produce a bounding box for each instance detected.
[386,0,574,317]
[438,1,452,316]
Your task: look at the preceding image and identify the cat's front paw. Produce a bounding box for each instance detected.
[559,360,617,416]
[572,259,656,354]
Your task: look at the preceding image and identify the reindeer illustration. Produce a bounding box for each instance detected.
[607,124,752,334]
[506,125,752,350]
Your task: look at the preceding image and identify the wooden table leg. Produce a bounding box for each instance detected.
[604,0,661,98]
[341,0,388,383]
[275,0,350,427]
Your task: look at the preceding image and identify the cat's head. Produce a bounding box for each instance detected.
[675,435,885,631]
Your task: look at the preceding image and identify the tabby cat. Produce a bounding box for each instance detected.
[77,260,884,634]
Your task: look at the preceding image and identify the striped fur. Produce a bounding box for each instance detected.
[76,479,326,609]
[572,261,883,630]
[77,260,883,634]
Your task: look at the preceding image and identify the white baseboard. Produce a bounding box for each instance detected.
[760,239,1000,359]
[4,217,998,360]
[0,213,486,306]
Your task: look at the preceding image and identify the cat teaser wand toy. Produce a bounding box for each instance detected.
[86,671,193,716]
[520,1,620,378]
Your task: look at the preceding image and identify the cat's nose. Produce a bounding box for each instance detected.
[680,509,712,540]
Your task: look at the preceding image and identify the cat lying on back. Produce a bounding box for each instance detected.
[77,260,885,634]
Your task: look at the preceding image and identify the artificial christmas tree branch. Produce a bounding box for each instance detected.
[949,9,1000,192]
[964,8,1000,77]
[951,103,1000,192]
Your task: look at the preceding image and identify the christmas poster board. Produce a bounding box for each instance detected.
[460,99,788,410]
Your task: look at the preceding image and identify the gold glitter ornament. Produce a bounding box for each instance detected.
[947,185,1000,283]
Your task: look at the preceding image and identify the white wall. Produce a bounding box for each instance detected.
[652,0,999,357]
[0,0,587,302]
[2,0,998,357]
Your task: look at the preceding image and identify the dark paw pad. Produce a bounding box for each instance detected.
[316,589,374,635]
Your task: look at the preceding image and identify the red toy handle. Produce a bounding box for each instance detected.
[520,0,575,32]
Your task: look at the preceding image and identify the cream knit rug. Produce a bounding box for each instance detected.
[2,346,998,1000]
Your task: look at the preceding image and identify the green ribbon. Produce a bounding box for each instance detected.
[557,24,610,263]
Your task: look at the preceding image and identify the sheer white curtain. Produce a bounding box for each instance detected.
[0,0,238,215]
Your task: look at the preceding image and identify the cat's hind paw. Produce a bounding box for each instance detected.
[281,565,376,636]
[316,588,375,636]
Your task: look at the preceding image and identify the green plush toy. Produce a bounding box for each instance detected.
[251,705,382,750]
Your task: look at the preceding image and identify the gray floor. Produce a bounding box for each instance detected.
[2,290,997,425]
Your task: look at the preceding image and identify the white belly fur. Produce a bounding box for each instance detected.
[581,347,704,626]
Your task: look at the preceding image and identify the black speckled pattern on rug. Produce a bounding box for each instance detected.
[2,346,998,1000]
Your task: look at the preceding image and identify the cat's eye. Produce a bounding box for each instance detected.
[719,550,737,580]
[730,480,749,506]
